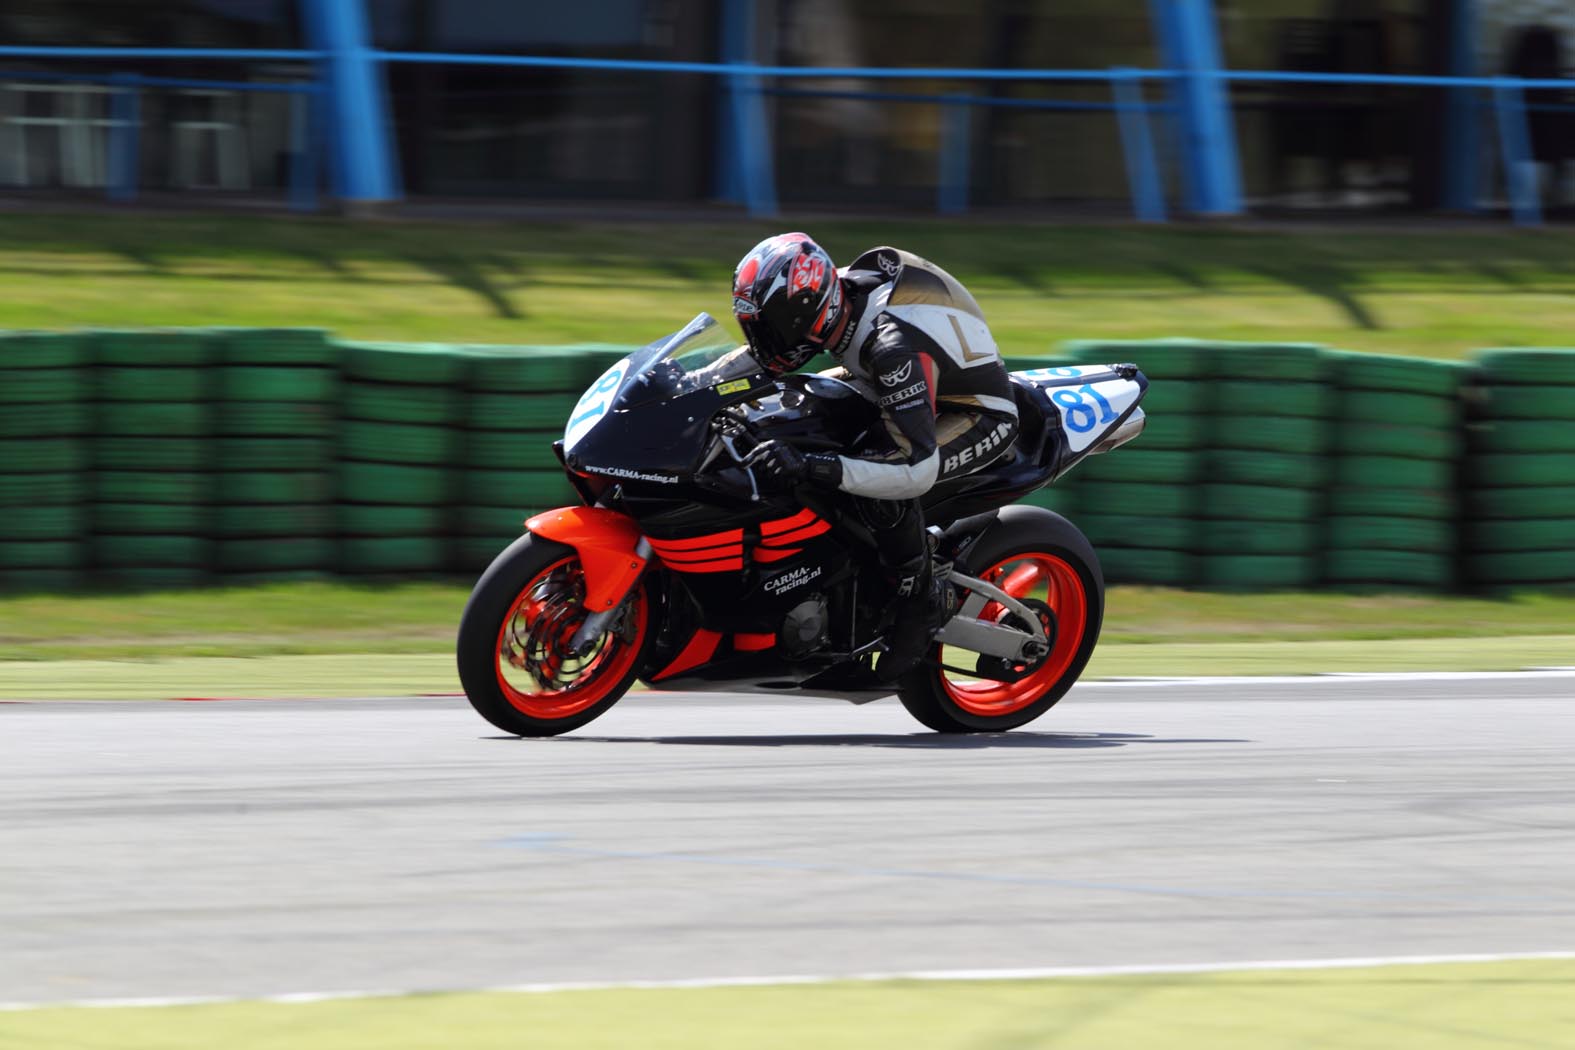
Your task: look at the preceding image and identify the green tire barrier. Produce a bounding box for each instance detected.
[468,392,582,431]
[1133,380,1208,415]
[216,538,335,572]
[338,503,449,536]
[463,431,563,470]
[1326,486,1455,519]
[215,402,336,437]
[1209,450,1328,488]
[1074,450,1201,485]
[1214,381,1331,418]
[1130,413,1207,451]
[217,471,333,505]
[93,438,209,471]
[1061,339,1213,379]
[1471,385,1575,420]
[1469,420,1575,454]
[97,401,208,437]
[1333,422,1462,460]
[1208,344,1326,381]
[0,569,81,591]
[1197,520,1321,555]
[215,328,334,366]
[1464,487,1575,520]
[1067,482,1195,519]
[339,535,448,573]
[342,342,469,385]
[0,540,84,569]
[1325,550,1455,588]
[0,474,87,504]
[1095,547,1196,586]
[1466,550,1575,585]
[1342,390,1458,429]
[1076,514,1194,551]
[0,438,86,473]
[98,367,207,402]
[344,382,458,426]
[339,462,451,505]
[1468,453,1575,488]
[1467,518,1575,552]
[0,504,84,540]
[1201,484,1322,521]
[0,402,89,437]
[1327,516,1454,553]
[98,567,209,589]
[463,468,577,508]
[341,421,459,466]
[1326,352,1466,396]
[0,368,88,402]
[1207,415,1327,454]
[94,535,208,566]
[217,366,336,403]
[94,330,211,366]
[467,346,620,391]
[213,504,335,538]
[214,438,332,471]
[94,471,207,505]
[457,505,535,538]
[1334,455,1455,491]
[1202,554,1317,589]
[1475,348,1575,385]
[93,502,205,535]
[1,332,88,368]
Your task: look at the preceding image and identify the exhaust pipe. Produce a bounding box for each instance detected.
[1087,407,1145,456]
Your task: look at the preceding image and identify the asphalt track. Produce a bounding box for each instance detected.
[2,673,1572,1006]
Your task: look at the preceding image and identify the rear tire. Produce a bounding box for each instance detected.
[897,506,1104,733]
[458,532,653,737]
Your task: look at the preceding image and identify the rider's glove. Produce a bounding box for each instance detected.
[747,439,842,491]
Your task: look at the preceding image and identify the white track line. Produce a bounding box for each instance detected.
[3,951,1572,1012]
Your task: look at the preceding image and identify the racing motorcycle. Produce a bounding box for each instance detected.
[457,313,1147,736]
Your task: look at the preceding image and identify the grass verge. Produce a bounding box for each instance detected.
[1,213,1572,355]
[2,959,1571,1050]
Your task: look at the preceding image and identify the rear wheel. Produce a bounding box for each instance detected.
[897,509,1103,733]
[458,533,652,737]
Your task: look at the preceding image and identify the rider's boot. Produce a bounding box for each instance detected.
[877,552,946,682]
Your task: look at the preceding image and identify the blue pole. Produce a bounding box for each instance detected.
[300,0,398,203]
[1493,84,1542,227]
[1149,0,1242,216]
[937,96,970,215]
[731,73,778,217]
[716,0,754,204]
[1442,0,1478,210]
[1112,72,1166,222]
[107,73,138,202]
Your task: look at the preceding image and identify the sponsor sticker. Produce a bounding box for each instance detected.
[733,295,759,317]
[715,379,752,395]
[586,466,681,485]
[764,564,823,594]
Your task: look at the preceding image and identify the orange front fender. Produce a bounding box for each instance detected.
[524,506,649,612]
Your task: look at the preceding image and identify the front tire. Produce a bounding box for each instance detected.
[897,507,1104,733]
[458,532,653,737]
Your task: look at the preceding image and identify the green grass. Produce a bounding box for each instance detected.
[2,960,1571,1049]
[1,213,1572,355]
[1,582,1572,698]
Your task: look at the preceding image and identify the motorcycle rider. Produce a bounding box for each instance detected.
[732,232,1019,680]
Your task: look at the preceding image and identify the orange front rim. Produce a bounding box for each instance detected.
[939,552,1088,718]
[493,556,647,720]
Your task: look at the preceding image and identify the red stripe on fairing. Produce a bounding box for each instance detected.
[760,520,831,546]
[920,353,939,415]
[653,545,744,564]
[734,632,775,652]
[651,628,722,680]
[662,556,744,573]
[753,546,801,563]
[647,529,745,552]
[761,508,819,535]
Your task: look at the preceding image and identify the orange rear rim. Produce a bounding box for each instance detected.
[939,552,1087,718]
[494,556,647,720]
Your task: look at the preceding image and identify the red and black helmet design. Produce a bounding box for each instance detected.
[732,233,846,375]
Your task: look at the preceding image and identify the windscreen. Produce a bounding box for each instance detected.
[617,313,757,405]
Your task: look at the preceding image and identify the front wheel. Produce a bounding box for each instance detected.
[897,507,1104,733]
[458,532,653,737]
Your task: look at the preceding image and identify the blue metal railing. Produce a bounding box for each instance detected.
[3,43,1573,223]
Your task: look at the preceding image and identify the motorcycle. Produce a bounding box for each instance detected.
[457,313,1147,736]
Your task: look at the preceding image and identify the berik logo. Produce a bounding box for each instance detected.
[878,361,913,387]
[876,252,900,276]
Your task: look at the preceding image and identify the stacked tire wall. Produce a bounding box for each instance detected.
[1,328,1573,592]
[1464,350,1575,587]
[0,333,90,591]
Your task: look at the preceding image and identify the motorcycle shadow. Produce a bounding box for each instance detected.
[526,731,1249,749]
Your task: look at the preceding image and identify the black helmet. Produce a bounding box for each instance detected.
[732,233,846,375]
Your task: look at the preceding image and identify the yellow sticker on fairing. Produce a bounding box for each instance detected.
[715,379,752,395]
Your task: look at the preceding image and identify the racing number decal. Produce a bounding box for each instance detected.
[564,359,629,451]
[1047,378,1141,453]
[1052,384,1119,434]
